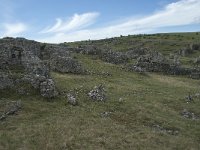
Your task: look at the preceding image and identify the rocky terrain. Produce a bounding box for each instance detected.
[0,37,84,99]
[0,33,200,150]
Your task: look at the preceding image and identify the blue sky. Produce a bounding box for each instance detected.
[0,0,200,43]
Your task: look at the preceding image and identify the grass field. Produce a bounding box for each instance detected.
[1,50,200,149]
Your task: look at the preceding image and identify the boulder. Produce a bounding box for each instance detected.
[40,79,58,98]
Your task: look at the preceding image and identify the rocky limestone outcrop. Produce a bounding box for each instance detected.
[101,50,129,64]
[131,51,193,75]
[0,72,14,90]
[51,56,84,74]
[0,37,84,98]
[125,48,148,59]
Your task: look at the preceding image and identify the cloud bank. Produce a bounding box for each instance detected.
[0,0,200,43]
[2,23,27,37]
[38,0,200,43]
[40,12,99,33]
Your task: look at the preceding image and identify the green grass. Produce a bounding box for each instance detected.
[1,53,200,150]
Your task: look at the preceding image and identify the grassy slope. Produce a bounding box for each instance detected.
[66,32,200,67]
[1,52,200,150]
[0,55,200,150]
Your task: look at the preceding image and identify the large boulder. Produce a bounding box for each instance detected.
[40,79,58,98]
[22,75,58,98]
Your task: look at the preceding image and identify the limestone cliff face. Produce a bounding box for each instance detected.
[0,37,83,98]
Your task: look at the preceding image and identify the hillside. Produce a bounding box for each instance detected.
[0,33,200,150]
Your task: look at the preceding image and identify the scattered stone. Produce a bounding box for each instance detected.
[118,97,124,103]
[194,93,200,99]
[100,111,112,118]
[185,94,193,103]
[88,85,106,102]
[126,65,146,73]
[100,71,112,77]
[0,100,22,121]
[0,114,6,121]
[152,124,179,135]
[181,109,199,120]
[67,93,78,106]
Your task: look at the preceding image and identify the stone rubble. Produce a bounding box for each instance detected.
[181,109,199,120]
[152,124,179,135]
[0,100,22,121]
[88,85,106,102]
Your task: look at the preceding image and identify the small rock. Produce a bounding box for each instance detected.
[67,93,78,106]
[181,109,198,120]
[88,85,106,102]
[0,100,22,121]
[100,111,112,118]
[152,124,179,135]
[185,94,193,103]
[118,98,124,103]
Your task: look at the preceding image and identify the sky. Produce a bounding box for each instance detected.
[0,0,200,43]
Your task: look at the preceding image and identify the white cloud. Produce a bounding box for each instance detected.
[2,22,27,37]
[39,0,200,43]
[40,12,99,33]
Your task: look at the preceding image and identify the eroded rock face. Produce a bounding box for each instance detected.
[190,43,200,51]
[134,51,170,73]
[0,73,14,90]
[132,51,193,75]
[126,48,148,59]
[101,50,129,64]
[52,56,84,74]
[0,38,69,98]
[178,47,193,56]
